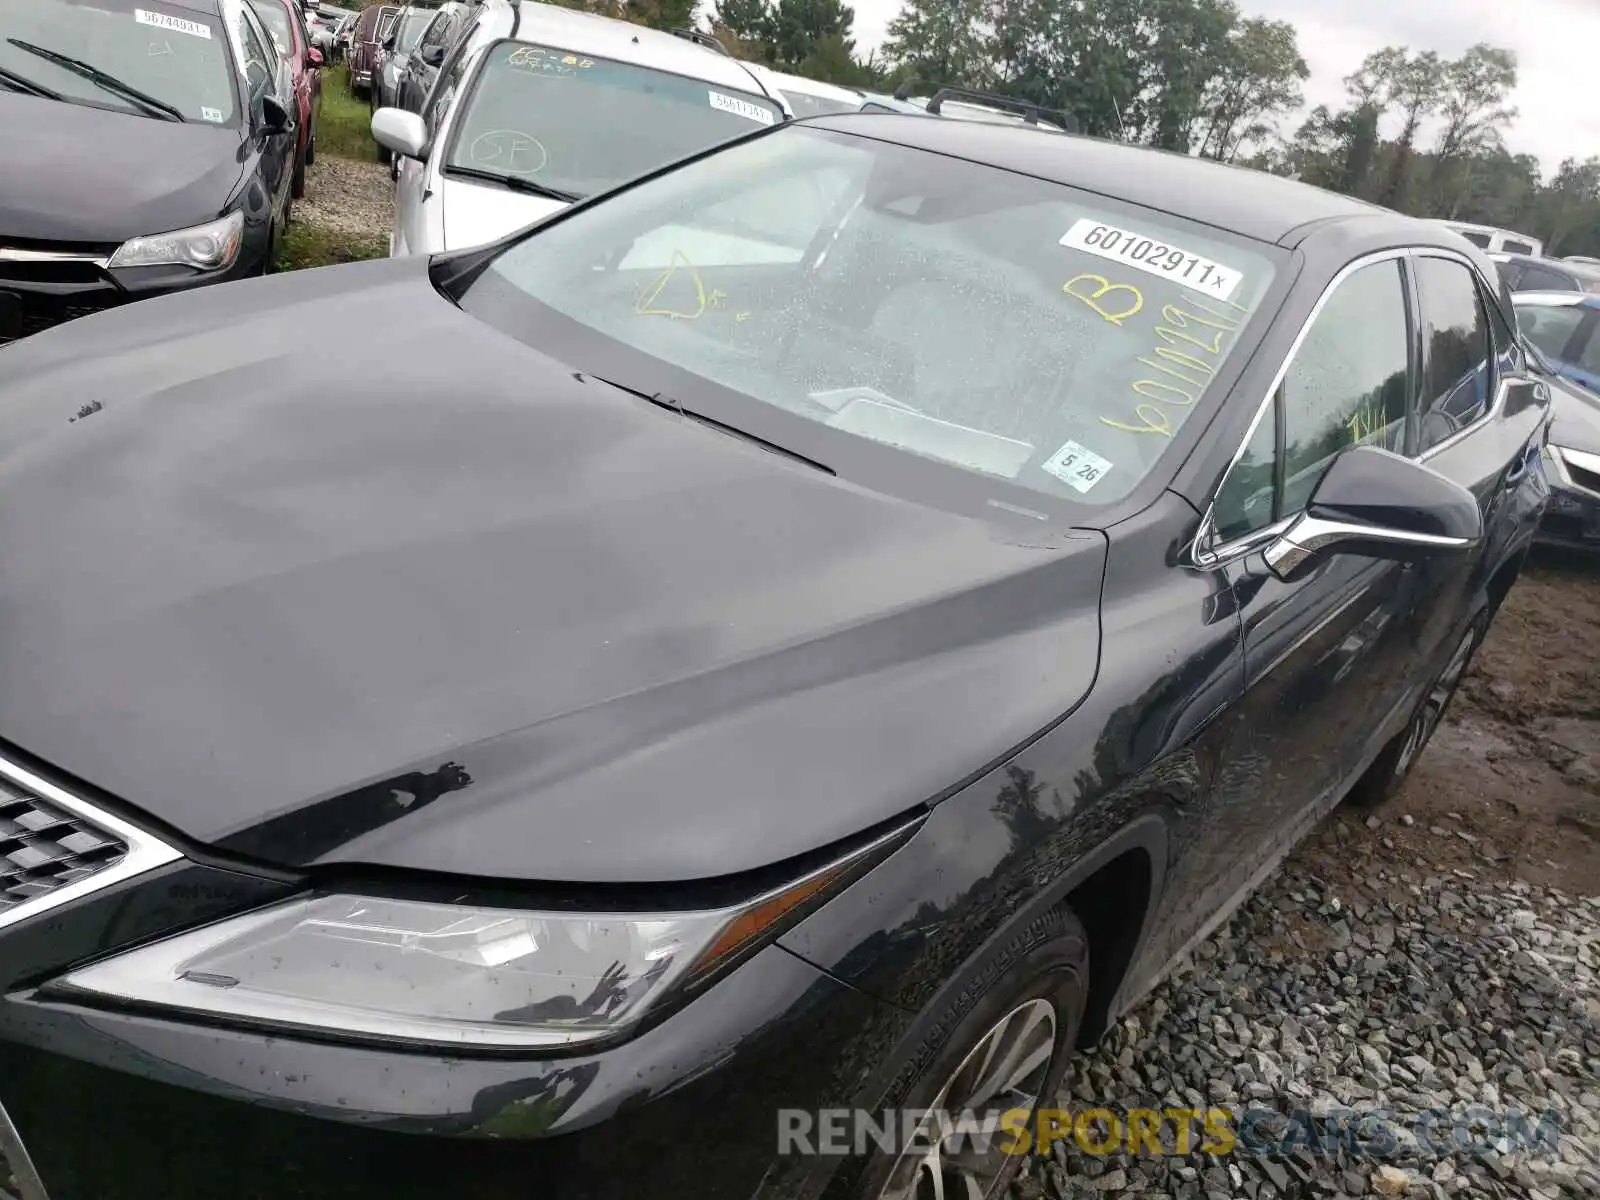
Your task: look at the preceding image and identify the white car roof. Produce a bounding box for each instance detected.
[743,64,862,105]
[504,7,779,100]
[1511,291,1590,307]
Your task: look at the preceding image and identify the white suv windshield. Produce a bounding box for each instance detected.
[0,0,238,123]
[443,41,783,201]
[463,128,1279,507]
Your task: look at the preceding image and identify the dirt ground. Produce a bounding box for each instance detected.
[1294,551,1600,902]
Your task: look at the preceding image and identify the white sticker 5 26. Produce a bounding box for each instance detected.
[1061,218,1241,301]
[708,90,775,125]
[1042,439,1113,494]
[135,8,212,38]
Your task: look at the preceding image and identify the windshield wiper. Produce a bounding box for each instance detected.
[581,372,834,476]
[444,165,579,203]
[0,62,62,100]
[5,39,184,121]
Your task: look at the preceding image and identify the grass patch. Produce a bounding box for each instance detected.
[277,222,387,271]
[316,65,384,162]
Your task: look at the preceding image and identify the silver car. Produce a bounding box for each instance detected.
[370,7,788,256]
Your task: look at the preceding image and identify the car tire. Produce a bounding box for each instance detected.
[291,147,307,200]
[305,129,315,168]
[849,905,1089,1200]
[1346,610,1488,809]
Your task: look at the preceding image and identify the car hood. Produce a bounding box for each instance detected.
[0,94,244,243]
[1547,372,1600,457]
[0,256,1105,883]
[441,176,569,252]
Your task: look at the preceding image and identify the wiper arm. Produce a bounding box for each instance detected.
[0,63,62,100]
[444,165,579,203]
[580,372,834,476]
[5,39,185,121]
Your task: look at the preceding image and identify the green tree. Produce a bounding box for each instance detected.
[713,0,776,58]
[770,0,855,69]
[882,0,987,86]
[1193,17,1307,161]
[1427,45,1518,215]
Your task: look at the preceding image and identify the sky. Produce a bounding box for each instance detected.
[848,0,1600,174]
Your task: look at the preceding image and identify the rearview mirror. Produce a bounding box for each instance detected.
[1263,446,1482,582]
[371,107,428,160]
[260,94,292,136]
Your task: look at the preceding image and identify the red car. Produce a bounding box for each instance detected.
[347,4,400,99]
[249,0,324,200]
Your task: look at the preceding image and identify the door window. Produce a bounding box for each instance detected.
[425,40,473,135]
[1210,258,1411,541]
[234,4,276,103]
[1416,257,1493,453]
[1516,302,1586,362]
[1517,264,1578,292]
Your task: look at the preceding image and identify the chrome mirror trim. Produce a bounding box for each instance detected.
[1262,513,1472,581]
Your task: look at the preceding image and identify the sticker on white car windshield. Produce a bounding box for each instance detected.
[1041,439,1113,494]
[1061,219,1241,301]
[199,106,224,123]
[134,9,211,39]
[708,90,775,125]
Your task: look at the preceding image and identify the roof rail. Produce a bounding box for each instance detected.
[892,80,1079,134]
[670,27,729,55]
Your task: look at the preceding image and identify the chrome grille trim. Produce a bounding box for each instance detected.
[0,752,180,935]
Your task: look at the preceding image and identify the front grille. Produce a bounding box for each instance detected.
[0,300,112,347]
[0,778,128,916]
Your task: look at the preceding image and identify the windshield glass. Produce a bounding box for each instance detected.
[394,8,433,53]
[460,128,1279,509]
[444,41,784,201]
[0,0,238,123]
[248,0,296,58]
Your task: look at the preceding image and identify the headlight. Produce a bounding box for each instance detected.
[107,211,244,272]
[53,826,908,1048]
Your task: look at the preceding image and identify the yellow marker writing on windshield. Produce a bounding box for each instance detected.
[1064,274,1144,326]
[1101,404,1176,437]
[634,250,709,320]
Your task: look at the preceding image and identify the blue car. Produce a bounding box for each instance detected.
[1514,290,1600,393]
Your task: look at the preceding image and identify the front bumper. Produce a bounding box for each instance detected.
[0,249,266,348]
[1537,446,1600,550]
[0,858,910,1199]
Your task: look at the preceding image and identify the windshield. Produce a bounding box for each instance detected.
[394,9,432,53]
[444,42,784,201]
[248,0,296,58]
[0,0,238,123]
[460,128,1279,510]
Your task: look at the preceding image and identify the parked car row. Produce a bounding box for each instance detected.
[0,76,1557,1198]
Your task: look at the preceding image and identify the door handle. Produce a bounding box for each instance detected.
[1504,444,1537,488]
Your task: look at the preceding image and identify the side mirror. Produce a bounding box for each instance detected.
[1263,445,1482,582]
[371,107,428,160]
[260,94,292,135]
[306,48,324,69]
[420,44,446,67]
[382,34,396,50]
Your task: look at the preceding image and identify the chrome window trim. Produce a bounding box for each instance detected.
[0,248,110,269]
[0,753,181,935]
[1191,245,1507,568]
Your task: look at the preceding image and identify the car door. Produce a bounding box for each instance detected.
[1199,254,1431,878]
[1410,253,1549,632]
[392,42,473,254]
[402,3,460,112]
[234,1,293,234]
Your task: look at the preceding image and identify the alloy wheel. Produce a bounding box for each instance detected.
[1394,626,1477,779]
[878,998,1057,1200]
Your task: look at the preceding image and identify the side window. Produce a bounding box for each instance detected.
[1280,259,1411,513]
[419,7,458,56]
[1519,264,1577,292]
[1502,240,1537,256]
[1209,259,1411,541]
[1517,303,1586,362]
[1459,231,1492,248]
[1416,257,1493,452]
[426,44,473,135]
[1212,404,1279,542]
[234,6,276,102]
[1492,260,1519,289]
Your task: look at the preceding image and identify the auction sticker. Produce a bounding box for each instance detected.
[709,90,775,125]
[200,106,224,123]
[1042,439,1113,494]
[135,9,211,38]
[1061,218,1241,301]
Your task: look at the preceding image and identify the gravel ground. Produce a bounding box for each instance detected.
[292,153,394,250]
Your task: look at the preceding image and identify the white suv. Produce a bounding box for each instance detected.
[371,5,788,256]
